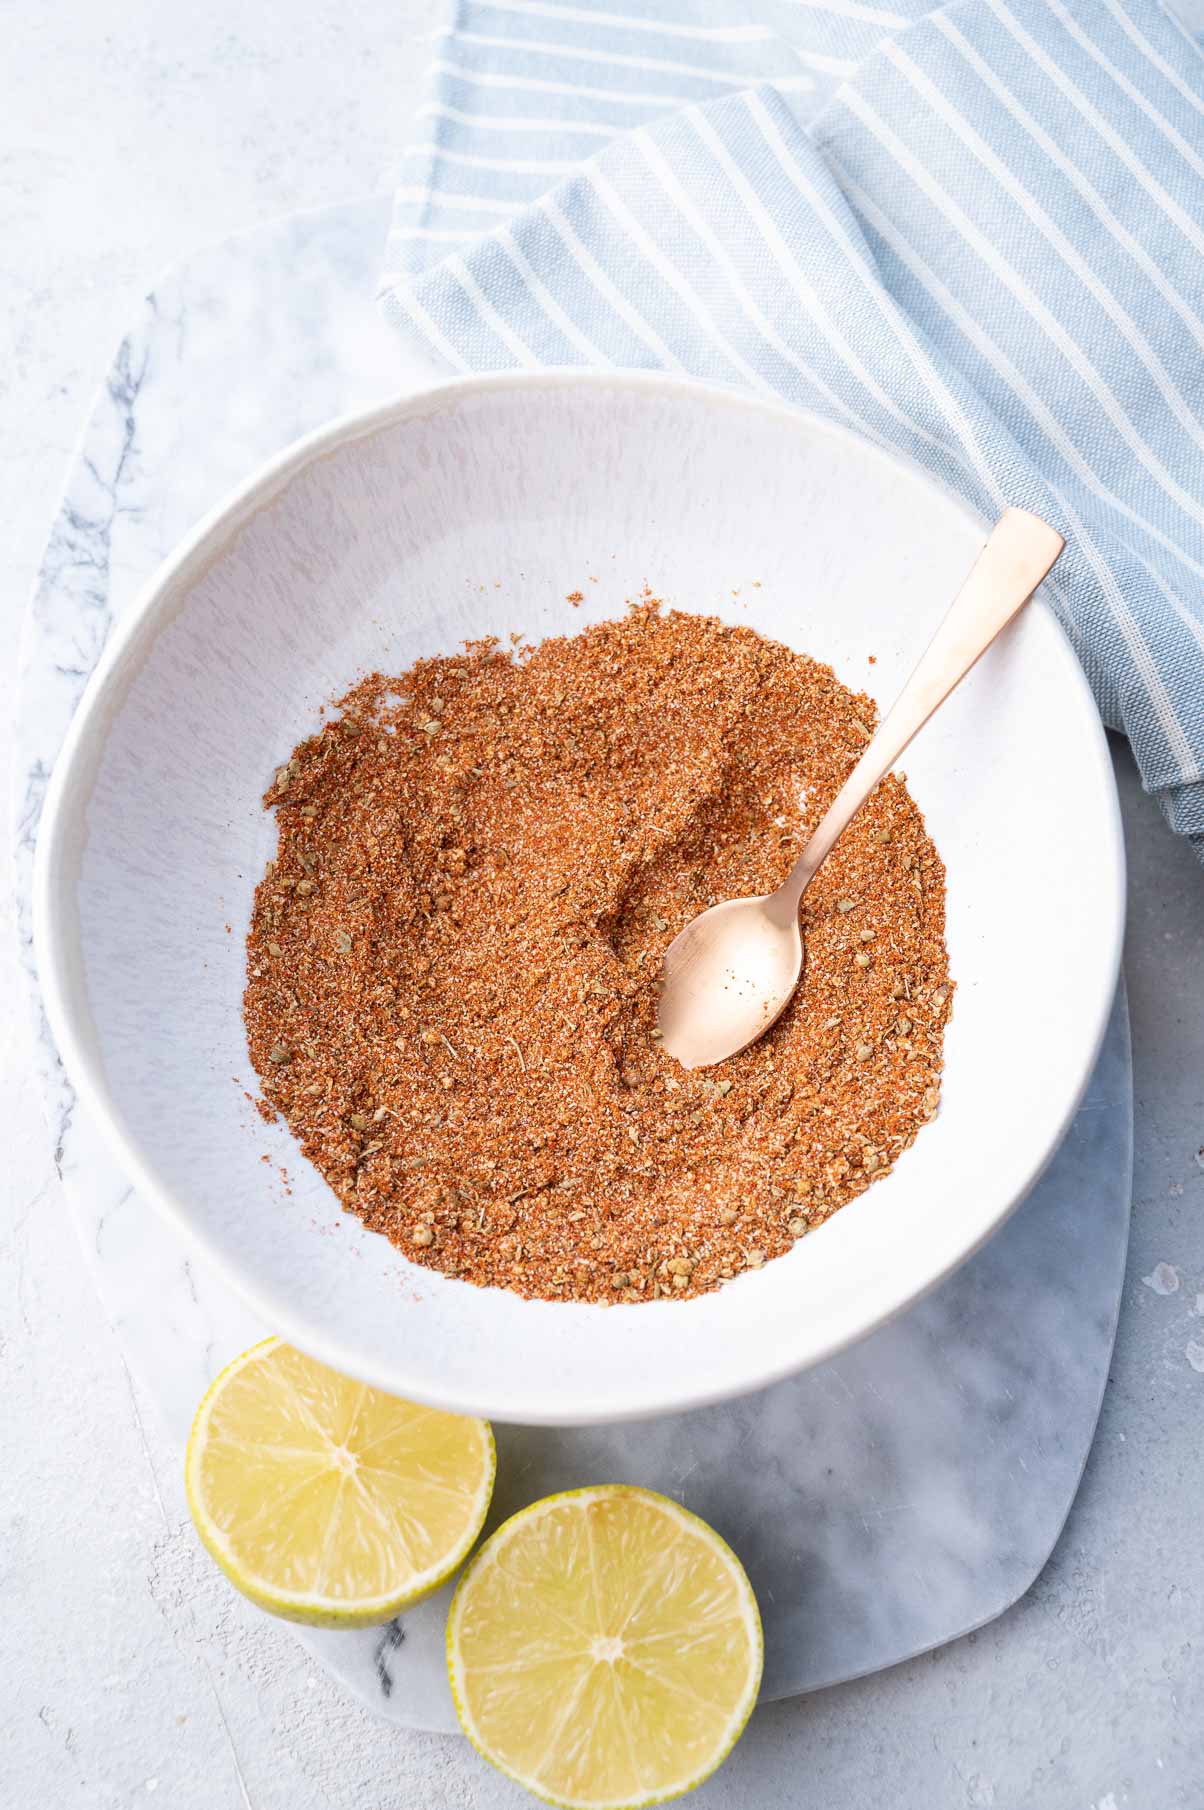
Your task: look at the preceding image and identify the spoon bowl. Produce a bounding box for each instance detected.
[657,895,804,1070]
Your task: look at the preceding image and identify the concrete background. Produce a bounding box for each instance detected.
[3,4,1202,1804]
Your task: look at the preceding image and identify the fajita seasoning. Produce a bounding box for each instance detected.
[244,602,951,1303]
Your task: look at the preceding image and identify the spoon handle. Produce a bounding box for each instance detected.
[770,507,1064,922]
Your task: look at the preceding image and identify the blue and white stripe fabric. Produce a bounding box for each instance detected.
[379,0,1204,855]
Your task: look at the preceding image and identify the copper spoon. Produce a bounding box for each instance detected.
[656,507,1065,1070]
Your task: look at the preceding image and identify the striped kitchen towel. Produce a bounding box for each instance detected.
[379,0,1204,855]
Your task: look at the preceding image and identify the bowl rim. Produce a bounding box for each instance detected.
[32,368,1126,1421]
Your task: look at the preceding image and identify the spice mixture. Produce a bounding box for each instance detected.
[244,602,951,1303]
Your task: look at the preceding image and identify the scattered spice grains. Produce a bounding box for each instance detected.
[244,601,952,1304]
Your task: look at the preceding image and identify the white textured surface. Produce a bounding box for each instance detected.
[2,4,1203,1808]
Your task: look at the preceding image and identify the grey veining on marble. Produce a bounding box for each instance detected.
[13,197,1132,1736]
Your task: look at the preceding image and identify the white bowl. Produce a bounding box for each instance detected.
[34,373,1124,1424]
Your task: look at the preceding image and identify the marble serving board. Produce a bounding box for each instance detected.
[13,196,1133,1734]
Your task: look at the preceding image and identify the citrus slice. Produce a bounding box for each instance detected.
[185,1337,494,1627]
[447,1485,763,1809]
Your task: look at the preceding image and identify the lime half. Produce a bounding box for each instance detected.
[186,1337,494,1627]
[447,1484,762,1808]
